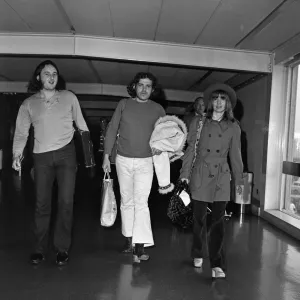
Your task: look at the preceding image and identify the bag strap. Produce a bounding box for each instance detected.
[191,117,205,167]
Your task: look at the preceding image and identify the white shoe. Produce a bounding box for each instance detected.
[212,267,226,278]
[193,258,203,268]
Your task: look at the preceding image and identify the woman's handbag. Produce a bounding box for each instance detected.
[167,117,206,229]
[167,180,193,229]
[100,172,117,227]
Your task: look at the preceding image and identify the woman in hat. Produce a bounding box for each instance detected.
[180,83,244,279]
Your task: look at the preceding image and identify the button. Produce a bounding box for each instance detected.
[207,149,210,152]
[219,134,222,137]
[215,165,218,168]
[216,150,220,153]
[209,134,211,137]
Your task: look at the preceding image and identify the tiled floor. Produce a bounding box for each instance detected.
[0,169,300,300]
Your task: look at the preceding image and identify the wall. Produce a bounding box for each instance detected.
[236,75,272,211]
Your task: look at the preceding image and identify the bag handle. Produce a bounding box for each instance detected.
[103,171,111,180]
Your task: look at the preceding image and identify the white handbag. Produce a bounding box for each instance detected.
[100,172,117,227]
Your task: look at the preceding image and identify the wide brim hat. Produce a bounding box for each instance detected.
[203,83,237,109]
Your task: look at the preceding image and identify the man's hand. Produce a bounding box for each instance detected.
[102,154,111,173]
[12,155,22,171]
[152,148,162,156]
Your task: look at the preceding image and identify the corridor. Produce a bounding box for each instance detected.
[0,168,299,300]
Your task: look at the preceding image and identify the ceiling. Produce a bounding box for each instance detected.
[0,0,300,122]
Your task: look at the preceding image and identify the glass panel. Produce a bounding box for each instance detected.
[291,68,300,162]
[284,174,300,217]
[284,66,300,217]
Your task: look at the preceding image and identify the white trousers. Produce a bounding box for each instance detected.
[116,154,154,247]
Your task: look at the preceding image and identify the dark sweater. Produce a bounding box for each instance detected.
[104,98,165,158]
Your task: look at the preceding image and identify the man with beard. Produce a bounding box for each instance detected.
[102,72,165,263]
[12,60,89,266]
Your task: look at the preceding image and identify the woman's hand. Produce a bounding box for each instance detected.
[181,178,190,184]
[236,185,243,195]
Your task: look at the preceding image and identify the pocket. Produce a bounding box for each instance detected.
[190,163,203,190]
[139,157,153,173]
[33,152,51,167]
[221,164,230,174]
[197,163,212,188]
[219,165,231,188]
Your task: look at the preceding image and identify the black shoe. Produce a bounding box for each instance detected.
[133,244,150,263]
[56,251,69,266]
[30,253,45,265]
[122,237,133,253]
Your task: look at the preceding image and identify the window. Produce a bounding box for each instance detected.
[283,65,300,218]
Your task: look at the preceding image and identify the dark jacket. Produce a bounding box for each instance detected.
[180,116,244,202]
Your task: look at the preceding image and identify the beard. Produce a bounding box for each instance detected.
[136,93,150,101]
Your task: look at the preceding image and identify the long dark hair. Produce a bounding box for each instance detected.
[205,90,235,122]
[127,72,157,98]
[27,60,65,93]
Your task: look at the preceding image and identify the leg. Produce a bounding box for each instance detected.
[191,200,208,265]
[116,155,134,238]
[209,201,227,272]
[33,152,55,255]
[53,143,77,253]
[131,157,153,263]
[132,157,154,247]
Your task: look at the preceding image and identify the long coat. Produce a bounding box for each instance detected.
[180,116,244,203]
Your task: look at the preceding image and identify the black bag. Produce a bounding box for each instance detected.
[74,130,96,169]
[167,181,193,229]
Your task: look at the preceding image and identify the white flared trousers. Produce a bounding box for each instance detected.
[116,154,154,247]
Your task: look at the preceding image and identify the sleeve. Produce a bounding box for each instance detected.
[159,105,166,117]
[229,122,244,185]
[12,102,32,158]
[72,93,89,131]
[179,117,199,179]
[104,99,126,156]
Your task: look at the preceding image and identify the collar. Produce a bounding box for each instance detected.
[134,97,149,104]
[39,90,60,106]
[206,118,229,132]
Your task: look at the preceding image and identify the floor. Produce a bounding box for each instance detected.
[0,167,300,300]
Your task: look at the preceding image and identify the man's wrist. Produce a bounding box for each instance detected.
[13,154,20,159]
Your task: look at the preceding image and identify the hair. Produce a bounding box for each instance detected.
[127,72,157,98]
[27,60,65,93]
[205,90,235,122]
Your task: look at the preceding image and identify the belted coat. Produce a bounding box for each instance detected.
[180,116,244,203]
